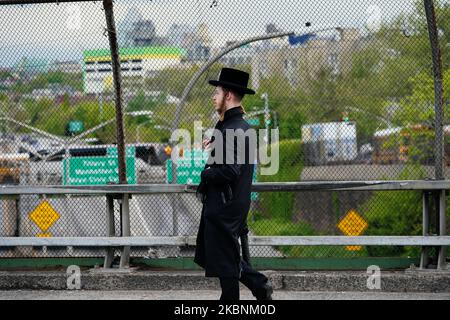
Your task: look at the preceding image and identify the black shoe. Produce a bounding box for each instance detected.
[255,282,273,300]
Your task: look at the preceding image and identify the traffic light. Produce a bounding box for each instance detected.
[164,145,172,156]
[340,112,349,123]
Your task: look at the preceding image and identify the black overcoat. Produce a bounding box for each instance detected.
[194,106,255,278]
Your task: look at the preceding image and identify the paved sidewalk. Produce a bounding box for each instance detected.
[0,290,449,300]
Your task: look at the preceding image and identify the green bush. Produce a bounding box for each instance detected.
[362,164,450,257]
[256,139,303,221]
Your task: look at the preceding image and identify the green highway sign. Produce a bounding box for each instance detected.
[63,147,136,185]
[246,118,260,126]
[107,146,136,157]
[68,121,84,134]
[166,149,208,184]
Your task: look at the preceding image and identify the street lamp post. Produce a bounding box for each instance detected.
[261,92,270,143]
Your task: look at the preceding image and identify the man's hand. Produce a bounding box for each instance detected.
[203,138,212,151]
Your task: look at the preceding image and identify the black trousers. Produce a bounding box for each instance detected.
[219,259,269,301]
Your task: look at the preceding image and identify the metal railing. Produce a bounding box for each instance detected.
[1,180,448,270]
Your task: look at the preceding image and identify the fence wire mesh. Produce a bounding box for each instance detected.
[0,0,448,261]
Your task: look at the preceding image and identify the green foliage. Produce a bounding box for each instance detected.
[362,164,449,257]
[248,218,315,257]
[257,139,303,220]
[0,71,12,81]
[248,218,315,237]
[127,90,160,113]
[13,71,84,93]
[364,190,423,257]
[277,110,307,140]
[394,68,450,127]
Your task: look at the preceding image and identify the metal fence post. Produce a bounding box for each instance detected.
[2,196,17,238]
[103,195,115,268]
[424,0,445,181]
[424,0,447,271]
[119,194,131,268]
[437,189,447,270]
[171,151,179,237]
[420,191,430,269]
[103,0,130,268]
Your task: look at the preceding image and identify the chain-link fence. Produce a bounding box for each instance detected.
[0,0,448,264]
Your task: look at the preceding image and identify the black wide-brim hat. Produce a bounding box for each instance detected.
[209,67,256,95]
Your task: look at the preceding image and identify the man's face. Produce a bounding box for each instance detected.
[212,86,228,114]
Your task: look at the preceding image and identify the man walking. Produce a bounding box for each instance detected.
[194,68,273,301]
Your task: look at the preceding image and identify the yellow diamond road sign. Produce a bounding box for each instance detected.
[29,200,60,233]
[337,210,368,251]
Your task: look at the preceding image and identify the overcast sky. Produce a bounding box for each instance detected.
[0,0,418,67]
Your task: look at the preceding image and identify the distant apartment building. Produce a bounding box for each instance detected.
[214,43,254,66]
[166,23,211,62]
[82,46,185,94]
[251,28,361,90]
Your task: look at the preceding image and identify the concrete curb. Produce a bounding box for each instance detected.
[0,270,448,292]
[282,271,450,292]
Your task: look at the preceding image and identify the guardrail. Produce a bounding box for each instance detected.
[0,180,448,271]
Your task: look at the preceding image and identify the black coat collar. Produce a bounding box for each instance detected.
[222,106,244,123]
